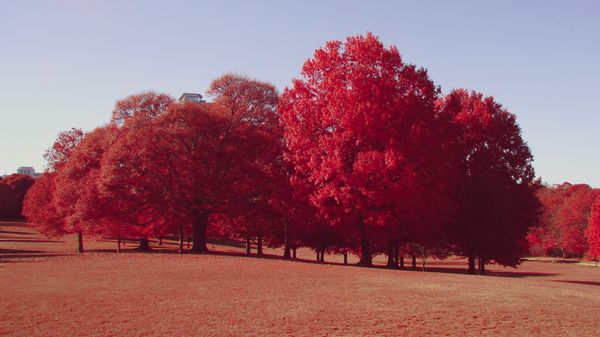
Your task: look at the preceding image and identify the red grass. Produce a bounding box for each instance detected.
[2,221,600,336]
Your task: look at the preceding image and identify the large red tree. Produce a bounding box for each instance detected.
[586,196,600,263]
[101,76,280,253]
[438,89,540,274]
[279,33,457,266]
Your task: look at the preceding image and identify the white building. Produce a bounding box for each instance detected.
[178,93,206,104]
[17,166,36,177]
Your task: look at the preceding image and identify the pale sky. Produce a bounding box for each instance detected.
[1,0,598,187]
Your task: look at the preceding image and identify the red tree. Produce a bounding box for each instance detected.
[438,89,540,274]
[279,33,456,266]
[0,183,18,219]
[555,184,599,257]
[2,174,35,218]
[586,196,600,263]
[101,76,280,253]
[53,126,121,253]
[23,128,84,244]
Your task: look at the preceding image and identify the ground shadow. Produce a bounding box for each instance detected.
[0,248,74,264]
[0,230,35,235]
[0,239,62,243]
[553,280,600,287]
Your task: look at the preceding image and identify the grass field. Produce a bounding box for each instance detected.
[1,221,600,336]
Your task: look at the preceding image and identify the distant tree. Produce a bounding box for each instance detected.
[555,184,599,257]
[110,91,174,126]
[532,183,600,258]
[586,196,600,264]
[2,174,35,217]
[279,33,456,266]
[439,89,540,274]
[0,183,18,219]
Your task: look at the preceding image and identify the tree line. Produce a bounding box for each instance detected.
[527,183,600,261]
[0,174,34,219]
[21,33,571,275]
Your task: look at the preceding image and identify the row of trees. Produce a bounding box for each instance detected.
[527,183,600,259]
[24,33,541,274]
[0,174,34,219]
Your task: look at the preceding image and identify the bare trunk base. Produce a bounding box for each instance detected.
[256,235,263,257]
[190,213,209,253]
[245,235,251,256]
[77,232,84,254]
[178,226,184,254]
[468,254,476,275]
[478,258,486,275]
[136,237,152,251]
[358,235,372,267]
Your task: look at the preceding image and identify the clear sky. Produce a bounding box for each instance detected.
[1,0,598,186]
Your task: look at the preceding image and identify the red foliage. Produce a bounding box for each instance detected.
[0,174,34,218]
[52,126,121,252]
[110,91,174,126]
[0,184,18,219]
[530,183,600,257]
[22,173,65,237]
[43,128,84,171]
[438,89,540,269]
[585,196,600,260]
[280,33,456,266]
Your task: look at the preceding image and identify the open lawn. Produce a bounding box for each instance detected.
[1,221,600,336]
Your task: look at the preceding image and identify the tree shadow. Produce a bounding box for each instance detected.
[0,230,34,235]
[0,239,62,243]
[0,248,74,264]
[553,280,600,287]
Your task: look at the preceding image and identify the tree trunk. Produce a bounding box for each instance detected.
[320,248,325,263]
[77,231,84,254]
[468,254,476,275]
[343,251,348,265]
[411,255,417,270]
[399,255,405,269]
[137,237,151,251]
[157,237,163,246]
[117,236,121,254]
[358,231,372,266]
[283,243,291,259]
[178,226,184,254]
[478,258,486,275]
[257,234,263,257]
[245,235,251,256]
[316,250,320,262]
[386,241,396,269]
[190,213,209,253]
[292,247,297,259]
[394,243,399,268]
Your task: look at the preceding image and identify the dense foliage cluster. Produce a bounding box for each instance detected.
[527,183,600,259]
[0,174,34,219]
[23,33,581,274]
